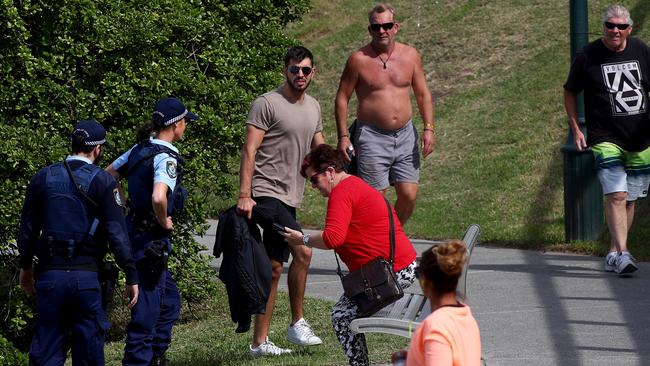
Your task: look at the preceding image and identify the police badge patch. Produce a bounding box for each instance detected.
[113,188,123,207]
[166,161,177,178]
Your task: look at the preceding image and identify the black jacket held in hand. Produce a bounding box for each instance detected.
[214,206,271,333]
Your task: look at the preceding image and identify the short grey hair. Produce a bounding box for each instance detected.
[602,4,633,25]
[368,3,395,23]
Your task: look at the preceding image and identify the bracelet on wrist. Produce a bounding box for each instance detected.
[338,134,349,140]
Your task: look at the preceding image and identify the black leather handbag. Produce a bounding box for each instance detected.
[335,197,404,317]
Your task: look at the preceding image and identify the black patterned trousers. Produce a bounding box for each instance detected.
[331,261,417,366]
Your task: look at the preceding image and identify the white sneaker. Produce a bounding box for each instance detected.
[615,252,638,275]
[604,252,617,272]
[249,337,293,357]
[287,318,322,346]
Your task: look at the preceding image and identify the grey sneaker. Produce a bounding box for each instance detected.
[249,337,293,357]
[287,318,322,346]
[604,252,617,272]
[615,252,638,275]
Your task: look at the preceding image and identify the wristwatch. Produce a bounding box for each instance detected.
[302,233,311,247]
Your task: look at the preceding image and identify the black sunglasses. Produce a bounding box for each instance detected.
[288,65,313,75]
[370,22,395,32]
[604,22,630,30]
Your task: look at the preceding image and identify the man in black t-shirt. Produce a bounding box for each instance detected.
[564,4,650,276]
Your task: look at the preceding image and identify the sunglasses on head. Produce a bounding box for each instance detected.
[604,22,630,30]
[288,65,313,75]
[370,22,395,32]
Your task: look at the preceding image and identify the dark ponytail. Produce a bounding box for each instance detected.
[136,122,154,143]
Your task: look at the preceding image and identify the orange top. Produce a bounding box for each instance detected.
[406,304,481,366]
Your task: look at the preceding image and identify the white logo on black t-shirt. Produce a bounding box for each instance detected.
[602,61,646,115]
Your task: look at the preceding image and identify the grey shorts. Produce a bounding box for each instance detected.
[354,120,420,190]
[597,165,650,201]
[592,142,650,201]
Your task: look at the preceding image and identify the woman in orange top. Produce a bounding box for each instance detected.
[405,240,481,366]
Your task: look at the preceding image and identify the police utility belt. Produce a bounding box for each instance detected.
[129,211,172,238]
[38,241,100,272]
[47,238,95,258]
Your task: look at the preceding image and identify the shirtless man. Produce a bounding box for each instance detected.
[335,2,435,225]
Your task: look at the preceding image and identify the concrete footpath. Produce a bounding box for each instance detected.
[195,221,650,366]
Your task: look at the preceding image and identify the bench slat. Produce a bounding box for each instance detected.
[350,318,420,338]
[385,293,412,318]
[401,294,426,320]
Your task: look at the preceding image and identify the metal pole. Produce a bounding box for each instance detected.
[561,0,604,241]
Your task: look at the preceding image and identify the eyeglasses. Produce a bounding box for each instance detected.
[370,22,395,32]
[308,170,325,185]
[308,167,332,185]
[288,65,313,75]
[604,22,630,30]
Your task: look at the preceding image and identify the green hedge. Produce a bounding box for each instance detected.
[0,0,310,351]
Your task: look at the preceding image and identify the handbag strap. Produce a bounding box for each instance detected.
[385,196,396,265]
[334,196,396,278]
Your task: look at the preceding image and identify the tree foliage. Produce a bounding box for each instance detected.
[0,0,310,353]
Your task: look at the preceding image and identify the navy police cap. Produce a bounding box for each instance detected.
[152,97,199,127]
[71,119,106,147]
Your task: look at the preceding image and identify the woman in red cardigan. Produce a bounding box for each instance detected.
[282,144,417,366]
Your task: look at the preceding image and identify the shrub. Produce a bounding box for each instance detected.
[0,333,28,366]
[0,0,310,348]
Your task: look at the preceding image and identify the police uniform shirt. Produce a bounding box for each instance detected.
[112,138,179,191]
[17,156,138,285]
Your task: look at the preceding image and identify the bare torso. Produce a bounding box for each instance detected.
[354,42,416,130]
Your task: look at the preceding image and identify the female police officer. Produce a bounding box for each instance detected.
[18,119,139,366]
[106,97,197,366]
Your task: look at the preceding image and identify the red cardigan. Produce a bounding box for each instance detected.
[321,175,416,272]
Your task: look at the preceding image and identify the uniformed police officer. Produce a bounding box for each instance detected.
[106,97,197,366]
[18,119,139,366]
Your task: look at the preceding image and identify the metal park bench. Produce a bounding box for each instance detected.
[349,224,484,363]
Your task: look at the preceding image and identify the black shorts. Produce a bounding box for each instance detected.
[252,196,302,263]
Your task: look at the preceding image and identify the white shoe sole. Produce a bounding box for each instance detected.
[287,336,323,346]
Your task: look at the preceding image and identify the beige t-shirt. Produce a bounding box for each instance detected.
[246,88,322,207]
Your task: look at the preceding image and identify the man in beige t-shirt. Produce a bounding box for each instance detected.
[237,46,325,356]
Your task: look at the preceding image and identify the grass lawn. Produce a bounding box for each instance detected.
[101,283,409,366]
